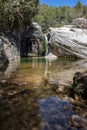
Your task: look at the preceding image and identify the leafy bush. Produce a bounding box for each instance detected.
[0,0,39,33]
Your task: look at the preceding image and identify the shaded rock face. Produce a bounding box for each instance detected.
[73,71,87,99]
[0,39,7,64]
[0,36,20,64]
[21,22,43,57]
[48,26,87,58]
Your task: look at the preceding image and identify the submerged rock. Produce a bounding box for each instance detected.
[48,26,87,58]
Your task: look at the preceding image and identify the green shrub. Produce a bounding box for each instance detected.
[42,38,46,55]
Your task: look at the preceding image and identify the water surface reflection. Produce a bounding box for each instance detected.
[12,58,87,86]
[38,96,79,130]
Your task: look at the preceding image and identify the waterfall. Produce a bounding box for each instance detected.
[44,34,48,56]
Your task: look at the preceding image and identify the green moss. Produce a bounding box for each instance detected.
[41,38,46,55]
[69,84,76,89]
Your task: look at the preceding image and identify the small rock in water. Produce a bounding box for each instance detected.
[22,82,27,85]
[7,91,17,96]
[58,86,65,92]
[1,80,7,84]
[45,52,57,60]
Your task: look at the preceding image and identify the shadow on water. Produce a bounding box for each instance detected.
[0,84,41,130]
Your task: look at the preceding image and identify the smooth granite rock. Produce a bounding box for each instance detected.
[48,26,87,58]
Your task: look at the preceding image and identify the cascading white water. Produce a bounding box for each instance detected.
[44,34,48,56]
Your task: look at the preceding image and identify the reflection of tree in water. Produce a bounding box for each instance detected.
[0,84,41,130]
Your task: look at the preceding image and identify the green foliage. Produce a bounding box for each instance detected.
[0,0,87,34]
[0,0,39,33]
[74,0,83,12]
[33,1,87,31]
[42,38,46,55]
[33,5,73,30]
[69,84,76,89]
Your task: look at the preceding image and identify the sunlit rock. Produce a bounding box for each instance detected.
[45,52,57,60]
[48,26,87,58]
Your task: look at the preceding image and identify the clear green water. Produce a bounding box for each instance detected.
[12,57,87,86]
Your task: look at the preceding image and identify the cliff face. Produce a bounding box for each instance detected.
[0,22,43,64]
[48,25,87,58]
[21,22,43,57]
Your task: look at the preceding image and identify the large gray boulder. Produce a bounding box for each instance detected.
[0,36,20,64]
[48,26,87,58]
